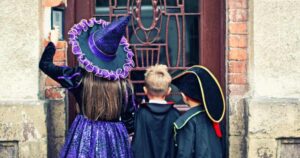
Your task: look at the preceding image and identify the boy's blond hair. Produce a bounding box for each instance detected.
[144,64,171,96]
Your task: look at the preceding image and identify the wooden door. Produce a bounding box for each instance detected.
[64,0,226,156]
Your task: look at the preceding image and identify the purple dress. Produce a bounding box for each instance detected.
[39,42,135,158]
[60,115,132,158]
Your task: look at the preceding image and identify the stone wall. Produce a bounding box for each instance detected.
[46,100,66,158]
[251,0,300,99]
[0,0,42,101]
[227,0,300,157]
[0,102,47,158]
[42,41,68,158]
[0,0,48,157]
[245,0,300,157]
[246,98,300,158]
[226,0,249,157]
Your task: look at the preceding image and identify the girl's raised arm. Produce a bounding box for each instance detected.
[39,42,83,89]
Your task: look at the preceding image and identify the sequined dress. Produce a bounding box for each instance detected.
[39,42,135,158]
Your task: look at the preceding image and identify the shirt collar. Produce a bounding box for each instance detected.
[149,99,167,104]
[174,105,205,129]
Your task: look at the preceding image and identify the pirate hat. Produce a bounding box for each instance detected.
[68,16,134,80]
[172,65,225,123]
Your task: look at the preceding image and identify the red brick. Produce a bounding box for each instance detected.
[228,0,247,9]
[56,41,67,49]
[228,49,247,60]
[45,87,64,99]
[228,61,246,73]
[43,0,64,7]
[53,50,66,62]
[229,35,247,48]
[43,40,66,48]
[229,22,247,34]
[229,9,248,22]
[228,73,247,84]
[228,84,248,96]
[53,62,66,66]
[45,77,61,87]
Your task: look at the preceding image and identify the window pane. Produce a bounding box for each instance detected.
[94,0,201,100]
[95,0,110,14]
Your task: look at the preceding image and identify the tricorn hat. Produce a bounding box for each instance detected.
[172,65,225,123]
[68,16,134,80]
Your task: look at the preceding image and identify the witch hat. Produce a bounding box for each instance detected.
[68,16,134,80]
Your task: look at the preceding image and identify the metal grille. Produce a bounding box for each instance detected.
[94,0,200,100]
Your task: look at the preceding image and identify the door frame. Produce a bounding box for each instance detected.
[64,0,227,156]
[64,0,226,88]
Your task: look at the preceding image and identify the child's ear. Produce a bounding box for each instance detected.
[143,86,148,95]
[166,87,172,96]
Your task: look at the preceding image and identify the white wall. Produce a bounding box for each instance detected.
[247,1,300,157]
[0,0,42,101]
[252,0,300,98]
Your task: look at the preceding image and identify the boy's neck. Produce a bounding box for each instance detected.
[147,95,166,102]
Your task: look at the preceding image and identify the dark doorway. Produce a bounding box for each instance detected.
[64,0,226,156]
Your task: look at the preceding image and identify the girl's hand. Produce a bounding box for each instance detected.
[48,26,59,46]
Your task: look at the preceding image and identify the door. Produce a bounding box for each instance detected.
[64,0,226,156]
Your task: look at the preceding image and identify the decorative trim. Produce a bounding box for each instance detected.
[174,110,205,129]
[57,72,81,80]
[172,65,226,123]
[68,18,135,80]
[67,80,82,90]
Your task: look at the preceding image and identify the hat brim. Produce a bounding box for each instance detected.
[68,18,135,80]
[172,65,226,123]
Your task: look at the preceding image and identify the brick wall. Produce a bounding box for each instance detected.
[226,0,249,158]
[43,41,67,100]
[42,40,68,158]
[227,0,249,96]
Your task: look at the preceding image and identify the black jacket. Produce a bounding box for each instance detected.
[39,42,136,133]
[174,106,223,158]
[132,102,180,158]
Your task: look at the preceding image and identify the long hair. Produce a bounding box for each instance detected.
[81,72,131,121]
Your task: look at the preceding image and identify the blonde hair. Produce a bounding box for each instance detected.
[144,64,171,96]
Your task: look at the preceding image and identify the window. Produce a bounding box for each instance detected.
[94,0,201,102]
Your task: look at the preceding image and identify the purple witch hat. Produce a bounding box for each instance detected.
[68,16,135,80]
